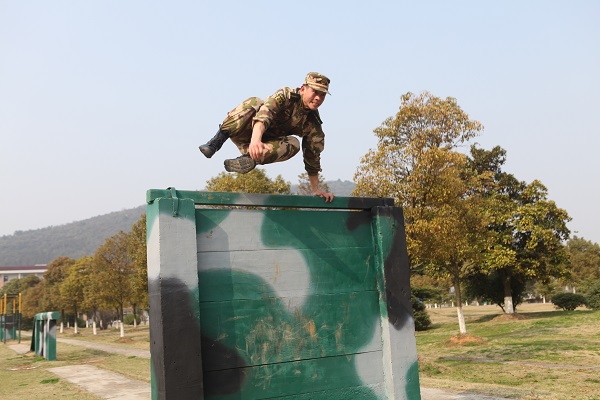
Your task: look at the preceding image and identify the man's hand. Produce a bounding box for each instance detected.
[248,140,266,161]
[248,121,267,161]
[309,174,334,202]
[313,189,334,203]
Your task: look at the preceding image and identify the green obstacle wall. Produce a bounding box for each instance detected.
[146,189,421,400]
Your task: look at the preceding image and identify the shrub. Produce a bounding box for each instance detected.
[123,314,141,325]
[412,295,432,331]
[584,282,600,310]
[551,292,587,311]
[19,317,33,331]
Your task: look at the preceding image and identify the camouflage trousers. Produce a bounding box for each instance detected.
[221,97,301,165]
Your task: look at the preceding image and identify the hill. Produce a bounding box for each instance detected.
[0,206,145,266]
[0,181,356,266]
[289,179,356,197]
[323,179,356,197]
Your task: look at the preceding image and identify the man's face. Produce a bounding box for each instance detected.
[300,85,327,110]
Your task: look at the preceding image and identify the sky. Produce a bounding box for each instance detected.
[1,1,599,243]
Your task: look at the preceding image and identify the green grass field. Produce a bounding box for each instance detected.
[417,303,600,399]
[1,304,599,399]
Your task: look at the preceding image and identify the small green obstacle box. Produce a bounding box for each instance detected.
[146,189,421,400]
[30,311,60,361]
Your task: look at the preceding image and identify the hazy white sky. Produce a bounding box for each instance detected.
[1,1,599,243]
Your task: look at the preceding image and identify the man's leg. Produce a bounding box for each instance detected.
[225,136,300,173]
[199,97,262,158]
[199,128,228,158]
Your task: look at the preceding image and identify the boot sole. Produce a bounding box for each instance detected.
[224,156,256,174]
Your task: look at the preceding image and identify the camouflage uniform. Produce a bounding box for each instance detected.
[220,87,325,176]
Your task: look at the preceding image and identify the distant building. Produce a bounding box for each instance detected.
[0,265,47,289]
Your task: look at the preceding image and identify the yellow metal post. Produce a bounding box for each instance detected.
[2,294,6,344]
[18,293,22,343]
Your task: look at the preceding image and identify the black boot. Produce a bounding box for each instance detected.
[224,154,256,174]
[199,129,229,158]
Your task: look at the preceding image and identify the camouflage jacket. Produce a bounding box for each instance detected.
[253,87,325,176]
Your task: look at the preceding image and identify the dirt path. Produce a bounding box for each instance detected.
[9,338,514,399]
[56,337,150,358]
[49,365,150,400]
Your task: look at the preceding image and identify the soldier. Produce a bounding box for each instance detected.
[199,72,334,202]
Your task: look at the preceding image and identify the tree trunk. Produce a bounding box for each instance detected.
[60,309,65,333]
[74,306,78,334]
[503,274,515,314]
[118,306,124,323]
[453,277,467,334]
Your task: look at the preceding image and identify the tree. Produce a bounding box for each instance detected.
[464,270,527,312]
[127,214,148,326]
[563,236,600,293]
[530,279,560,303]
[354,91,486,335]
[60,256,92,333]
[0,275,41,330]
[42,256,76,323]
[93,231,134,322]
[296,172,329,195]
[411,295,432,331]
[469,146,571,314]
[0,275,40,297]
[82,260,106,329]
[584,281,600,309]
[411,274,451,305]
[206,168,291,194]
[21,283,44,329]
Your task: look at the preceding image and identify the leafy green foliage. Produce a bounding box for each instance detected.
[0,274,40,296]
[411,295,432,331]
[206,168,291,194]
[354,91,486,334]
[42,256,76,320]
[583,281,600,310]
[60,256,93,326]
[127,214,148,312]
[411,286,445,303]
[564,237,600,292]
[93,231,134,321]
[123,313,141,325]
[464,270,526,312]
[468,145,571,314]
[551,292,587,311]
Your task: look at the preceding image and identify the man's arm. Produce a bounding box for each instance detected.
[309,174,334,202]
[248,121,266,161]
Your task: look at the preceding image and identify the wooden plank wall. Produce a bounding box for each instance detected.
[147,191,421,400]
[196,208,393,399]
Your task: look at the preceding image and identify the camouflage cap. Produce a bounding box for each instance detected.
[304,72,331,95]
